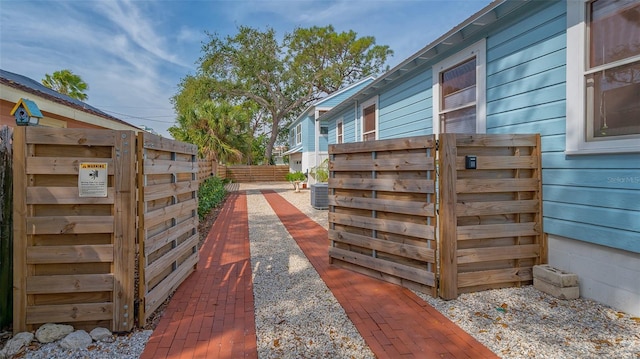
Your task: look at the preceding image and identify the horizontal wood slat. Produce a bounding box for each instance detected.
[329,135,436,154]
[456,200,539,216]
[143,199,197,229]
[330,212,434,240]
[144,251,197,315]
[27,245,114,264]
[143,159,196,175]
[329,230,435,262]
[458,267,533,288]
[329,247,435,286]
[330,154,435,172]
[456,178,539,193]
[27,187,115,204]
[328,195,435,217]
[26,274,114,294]
[26,216,114,235]
[25,127,117,146]
[457,223,539,240]
[329,178,434,193]
[26,303,113,324]
[455,156,538,170]
[457,244,541,264]
[143,181,197,202]
[453,134,538,147]
[26,158,115,175]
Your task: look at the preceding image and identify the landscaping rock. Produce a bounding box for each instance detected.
[35,323,74,343]
[1,332,34,358]
[89,327,114,343]
[59,330,92,350]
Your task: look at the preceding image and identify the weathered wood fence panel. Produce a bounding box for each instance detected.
[225,165,288,182]
[0,126,12,328]
[439,133,543,299]
[328,136,438,296]
[137,133,199,323]
[12,127,136,332]
[197,157,214,182]
[328,133,543,300]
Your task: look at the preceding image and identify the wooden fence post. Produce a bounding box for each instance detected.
[0,126,13,328]
[438,133,458,300]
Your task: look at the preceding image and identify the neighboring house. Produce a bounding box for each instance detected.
[1,69,139,131]
[284,76,375,182]
[320,0,639,316]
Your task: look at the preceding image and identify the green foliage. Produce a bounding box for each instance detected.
[310,159,329,183]
[169,99,253,164]
[174,25,392,165]
[285,171,306,183]
[198,176,227,219]
[42,69,88,101]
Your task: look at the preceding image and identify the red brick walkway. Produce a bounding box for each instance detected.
[141,192,257,359]
[142,189,498,359]
[261,190,498,359]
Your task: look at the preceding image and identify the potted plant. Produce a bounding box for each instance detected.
[285,171,306,192]
[309,159,329,209]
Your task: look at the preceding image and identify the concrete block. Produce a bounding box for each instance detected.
[533,264,579,288]
[534,278,580,300]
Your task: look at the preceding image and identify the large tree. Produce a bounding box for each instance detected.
[175,25,392,162]
[42,69,89,101]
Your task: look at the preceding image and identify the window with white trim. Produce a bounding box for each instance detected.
[337,119,344,144]
[566,0,640,154]
[361,97,378,141]
[295,123,302,145]
[432,39,486,134]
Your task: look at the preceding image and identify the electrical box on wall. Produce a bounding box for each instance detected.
[465,155,477,169]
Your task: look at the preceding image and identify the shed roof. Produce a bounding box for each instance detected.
[0,69,138,129]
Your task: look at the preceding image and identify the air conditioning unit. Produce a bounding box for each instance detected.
[310,183,328,209]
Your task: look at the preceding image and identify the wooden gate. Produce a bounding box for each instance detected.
[328,133,543,299]
[328,136,438,296]
[12,127,136,332]
[137,133,199,323]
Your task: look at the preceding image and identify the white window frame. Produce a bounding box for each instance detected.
[336,118,344,144]
[360,96,379,141]
[566,0,640,155]
[432,39,486,134]
[295,123,302,145]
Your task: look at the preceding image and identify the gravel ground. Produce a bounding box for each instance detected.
[8,182,639,358]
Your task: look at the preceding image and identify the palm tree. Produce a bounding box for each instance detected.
[42,69,89,101]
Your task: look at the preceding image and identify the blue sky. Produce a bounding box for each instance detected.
[0,0,491,137]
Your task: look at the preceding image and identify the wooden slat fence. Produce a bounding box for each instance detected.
[328,133,543,300]
[328,136,438,296]
[12,127,136,332]
[137,133,199,323]
[197,157,215,182]
[225,165,288,182]
[438,133,543,299]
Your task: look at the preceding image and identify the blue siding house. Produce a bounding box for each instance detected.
[284,77,374,182]
[321,0,640,315]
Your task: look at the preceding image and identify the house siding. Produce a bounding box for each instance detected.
[322,0,639,315]
[482,1,640,254]
[379,68,433,139]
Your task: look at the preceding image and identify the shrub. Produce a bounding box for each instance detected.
[198,176,227,219]
[285,171,306,183]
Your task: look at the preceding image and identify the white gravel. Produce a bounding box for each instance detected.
[9,182,639,358]
[245,185,374,359]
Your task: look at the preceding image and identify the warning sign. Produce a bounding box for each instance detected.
[79,163,108,197]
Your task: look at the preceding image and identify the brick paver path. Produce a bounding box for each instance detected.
[142,189,498,359]
[141,191,257,359]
